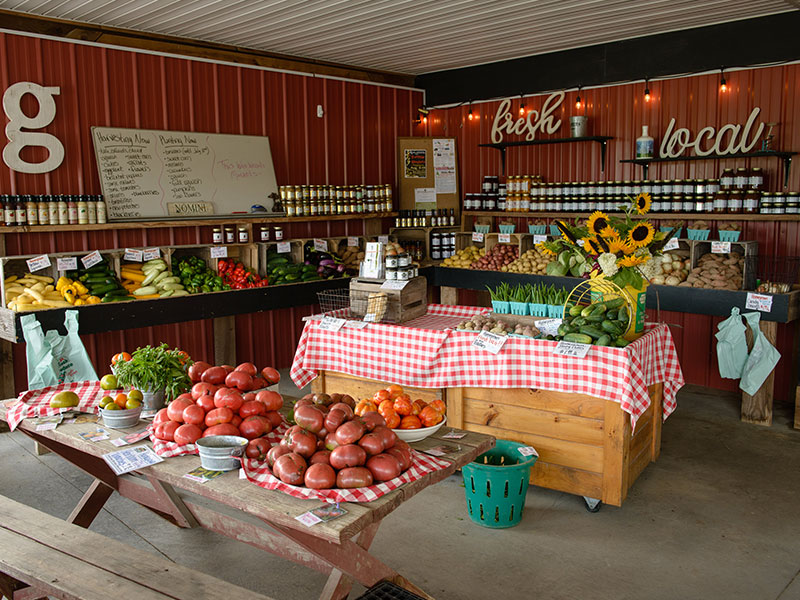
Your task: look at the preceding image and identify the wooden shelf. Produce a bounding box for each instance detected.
[462,210,800,222]
[479,136,613,174]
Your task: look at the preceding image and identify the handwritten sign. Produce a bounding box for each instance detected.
[498,233,512,243]
[664,238,680,251]
[167,201,213,216]
[711,241,731,254]
[380,280,409,291]
[124,248,143,262]
[56,256,77,271]
[534,318,562,337]
[210,246,228,258]
[343,320,369,329]
[347,237,359,247]
[316,316,346,332]
[746,292,773,313]
[314,238,328,252]
[472,232,484,243]
[26,254,51,272]
[81,250,102,269]
[143,247,160,261]
[554,340,591,358]
[471,330,507,354]
[378,235,389,245]
[276,241,291,253]
[518,446,539,457]
[295,512,323,527]
[533,234,548,244]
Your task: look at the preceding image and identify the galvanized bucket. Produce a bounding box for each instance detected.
[141,388,165,411]
[101,406,142,429]
[196,436,248,471]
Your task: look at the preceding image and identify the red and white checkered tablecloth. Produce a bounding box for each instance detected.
[241,449,451,503]
[6,381,102,431]
[291,304,684,429]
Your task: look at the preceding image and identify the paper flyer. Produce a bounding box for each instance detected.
[103,445,164,475]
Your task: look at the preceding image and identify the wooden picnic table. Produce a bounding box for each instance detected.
[0,401,494,600]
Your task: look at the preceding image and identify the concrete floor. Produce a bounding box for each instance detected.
[1,382,799,600]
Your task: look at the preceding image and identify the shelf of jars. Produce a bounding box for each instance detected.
[462,211,800,222]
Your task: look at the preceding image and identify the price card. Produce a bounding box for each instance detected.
[664,238,680,251]
[347,237,359,247]
[472,232,484,243]
[316,316,346,332]
[378,235,389,245]
[471,330,508,354]
[518,446,539,457]
[498,233,512,243]
[533,234,548,244]
[711,241,731,254]
[124,248,143,262]
[534,318,562,337]
[380,280,408,290]
[210,246,228,258]
[56,256,78,271]
[746,292,773,313]
[553,340,591,358]
[80,250,102,269]
[277,241,291,253]
[344,320,370,329]
[442,430,467,439]
[26,254,51,272]
[142,247,160,261]
[314,238,328,252]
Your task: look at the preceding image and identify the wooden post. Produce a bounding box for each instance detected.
[445,388,464,428]
[741,320,778,426]
[213,316,236,366]
[440,285,458,306]
[601,400,631,506]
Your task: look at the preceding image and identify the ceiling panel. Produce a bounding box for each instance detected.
[0,0,795,74]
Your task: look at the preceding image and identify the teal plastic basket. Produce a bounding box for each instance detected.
[718,230,741,242]
[474,225,490,234]
[528,225,546,235]
[686,228,710,241]
[660,226,682,238]
[547,304,563,318]
[462,440,538,529]
[491,300,510,314]
[509,301,528,316]
[499,224,516,234]
[528,302,547,317]
[549,224,561,236]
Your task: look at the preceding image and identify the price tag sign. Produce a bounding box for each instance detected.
[472,232,484,243]
[347,237,359,247]
[143,247,160,261]
[534,318,562,337]
[518,446,539,457]
[26,254,51,272]
[471,330,508,354]
[81,250,102,269]
[746,292,773,313]
[711,241,731,254]
[210,246,228,259]
[277,241,291,253]
[314,238,328,252]
[56,256,78,271]
[378,235,389,245]
[442,430,467,439]
[124,248,143,262]
[295,511,323,527]
[554,340,591,358]
[498,233,512,243]
[380,280,408,290]
[344,320,369,329]
[533,234,548,244]
[664,238,680,251]
[316,316,346,332]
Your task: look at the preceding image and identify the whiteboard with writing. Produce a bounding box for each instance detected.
[91,127,278,220]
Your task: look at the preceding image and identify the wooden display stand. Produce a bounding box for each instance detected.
[349,277,427,323]
[310,370,663,507]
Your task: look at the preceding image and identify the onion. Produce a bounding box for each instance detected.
[665,275,681,286]
[662,262,674,273]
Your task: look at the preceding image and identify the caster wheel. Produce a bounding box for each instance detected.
[583,497,602,512]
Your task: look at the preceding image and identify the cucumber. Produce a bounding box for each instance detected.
[585,314,605,323]
[571,317,587,327]
[591,303,607,316]
[563,333,592,344]
[601,320,621,334]
[580,305,595,318]
[604,297,625,310]
[596,334,611,346]
[133,286,158,296]
[618,307,629,321]
[606,309,618,321]
[579,325,605,340]
[614,337,630,347]
[103,288,130,297]
[89,283,120,296]
[557,324,573,336]
[569,305,583,317]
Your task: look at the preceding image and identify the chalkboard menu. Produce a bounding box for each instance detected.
[91,127,278,220]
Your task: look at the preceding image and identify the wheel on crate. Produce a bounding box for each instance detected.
[562,277,634,335]
[583,496,602,513]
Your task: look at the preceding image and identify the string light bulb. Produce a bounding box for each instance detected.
[720,69,727,92]
[519,102,526,116]
[644,80,651,103]
[575,86,582,110]
[422,114,428,124]
[468,107,474,121]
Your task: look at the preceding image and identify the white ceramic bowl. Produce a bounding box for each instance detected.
[392,415,447,443]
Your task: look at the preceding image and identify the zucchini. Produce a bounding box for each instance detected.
[133,286,158,296]
[101,294,132,303]
[142,270,160,286]
[155,276,180,286]
[159,282,184,291]
[153,270,173,284]
[89,283,120,296]
[144,258,166,267]
[160,290,174,298]
[85,276,115,286]
[563,333,592,344]
[104,288,130,297]
[169,290,189,297]
[596,334,611,346]
[578,325,605,340]
[85,263,109,273]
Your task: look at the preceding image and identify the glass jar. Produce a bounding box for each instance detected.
[706,179,720,195]
[713,191,728,213]
[274,226,284,241]
[398,253,412,267]
[682,180,694,195]
[786,193,800,214]
[734,167,749,189]
[224,226,235,244]
[385,255,399,268]
[695,180,707,196]
[397,267,413,280]
[749,167,764,190]
[704,194,714,213]
[385,267,398,280]
[260,226,270,242]
[743,191,760,213]
[671,194,683,213]
[650,195,662,213]
[212,227,223,244]
[651,180,664,195]
[238,226,249,243]
[683,195,695,213]
[727,190,743,213]
[694,194,705,213]
[773,193,787,215]
[720,169,735,190]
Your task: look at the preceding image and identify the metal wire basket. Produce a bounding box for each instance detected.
[316,288,389,321]
[750,256,800,293]
[317,289,352,315]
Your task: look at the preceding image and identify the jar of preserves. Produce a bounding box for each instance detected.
[773,193,787,215]
[274,226,284,240]
[720,169,734,190]
[238,226,249,243]
[727,190,743,213]
[683,180,695,195]
[713,191,728,213]
[743,190,760,213]
[704,194,714,213]
[683,195,695,213]
[385,267,397,280]
[786,193,800,214]
[212,227,223,244]
[651,180,664,195]
[670,194,682,213]
[748,167,764,190]
[260,226,270,242]
[706,179,720,195]
[650,195,662,213]
[734,167,749,189]
[224,226,235,244]
[693,194,705,213]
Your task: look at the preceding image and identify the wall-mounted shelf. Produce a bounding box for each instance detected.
[479,136,613,174]
[620,150,797,187]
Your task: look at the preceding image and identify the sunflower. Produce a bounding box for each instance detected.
[583,238,601,254]
[599,225,619,239]
[556,220,578,244]
[617,254,650,268]
[586,211,611,237]
[538,242,557,256]
[626,222,655,248]
[634,192,652,215]
[606,236,631,255]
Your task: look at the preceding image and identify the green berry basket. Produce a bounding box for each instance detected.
[686,228,710,241]
[718,230,741,242]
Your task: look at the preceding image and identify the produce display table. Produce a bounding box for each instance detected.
[291,305,685,507]
[0,401,494,600]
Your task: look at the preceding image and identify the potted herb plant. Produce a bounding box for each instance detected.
[114,343,193,410]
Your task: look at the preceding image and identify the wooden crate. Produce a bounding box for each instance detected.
[170,244,258,277]
[328,236,366,275]
[311,370,443,405]
[485,232,533,257]
[257,241,304,277]
[690,240,758,290]
[454,231,486,252]
[348,276,427,323]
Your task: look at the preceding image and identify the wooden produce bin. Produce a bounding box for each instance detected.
[170,244,258,277]
[309,369,663,507]
[348,276,427,323]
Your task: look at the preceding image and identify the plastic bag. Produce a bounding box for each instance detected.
[739,311,781,396]
[715,307,748,379]
[22,310,98,390]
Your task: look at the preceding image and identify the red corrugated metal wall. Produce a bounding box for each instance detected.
[434,65,800,404]
[0,32,423,391]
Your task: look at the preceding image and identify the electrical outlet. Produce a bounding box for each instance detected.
[316,105,324,118]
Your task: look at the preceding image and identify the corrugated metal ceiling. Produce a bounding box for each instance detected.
[0,0,796,75]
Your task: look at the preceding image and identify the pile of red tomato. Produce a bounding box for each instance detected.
[353,384,446,430]
[218,258,268,289]
[152,360,283,445]
[262,392,414,490]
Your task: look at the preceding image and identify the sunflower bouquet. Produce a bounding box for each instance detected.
[538,193,677,289]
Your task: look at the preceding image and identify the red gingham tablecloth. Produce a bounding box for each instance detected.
[291,304,684,429]
[6,381,102,431]
[241,449,451,503]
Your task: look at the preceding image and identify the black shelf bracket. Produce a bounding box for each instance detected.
[479,136,614,175]
[620,150,797,188]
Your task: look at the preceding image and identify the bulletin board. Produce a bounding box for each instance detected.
[396,137,460,215]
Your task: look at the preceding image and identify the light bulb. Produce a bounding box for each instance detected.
[468,108,474,121]
[422,115,427,124]
[519,104,525,116]
[720,77,727,92]
[575,95,582,109]
[644,88,650,102]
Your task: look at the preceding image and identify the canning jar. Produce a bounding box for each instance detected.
[713,191,728,213]
[671,194,683,213]
[743,191,760,213]
[238,226,249,243]
[720,169,734,190]
[224,226,235,244]
[734,168,749,189]
[727,191,744,213]
[212,227,223,244]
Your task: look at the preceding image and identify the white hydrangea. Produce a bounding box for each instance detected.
[639,256,660,279]
[598,252,619,277]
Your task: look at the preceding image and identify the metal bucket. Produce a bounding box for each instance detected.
[196,436,248,471]
[101,406,142,429]
[570,115,588,137]
[142,389,165,411]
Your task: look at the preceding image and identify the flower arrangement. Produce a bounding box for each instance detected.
[539,193,678,289]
